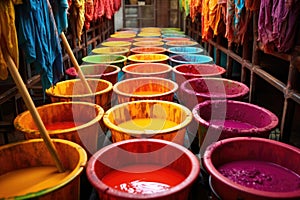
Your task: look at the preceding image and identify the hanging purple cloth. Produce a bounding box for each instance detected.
[258,0,300,52]
[15,0,64,91]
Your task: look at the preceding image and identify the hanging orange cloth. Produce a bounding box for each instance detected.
[0,0,22,80]
[201,0,212,40]
[208,0,222,36]
[190,0,201,22]
[84,0,94,30]
[69,0,85,43]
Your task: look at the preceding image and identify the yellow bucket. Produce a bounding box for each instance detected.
[103,100,192,145]
[0,138,87,199]
[127,53,169,64]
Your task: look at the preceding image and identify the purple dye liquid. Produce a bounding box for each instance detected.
[209,119,257,129]
[218,160,300,192]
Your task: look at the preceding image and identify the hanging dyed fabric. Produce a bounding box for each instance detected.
[0,0,22,80]
[15,0,64,91]
[94,0,105,21]
[208,0,223,36]
[225,0,246,45]
[258,0,300,53]
[85,0,94,30]
[201,0,211,40]
[50,0,68,34]
[190,0,201,22]
[69,0,85,42]
[245,0,261,11]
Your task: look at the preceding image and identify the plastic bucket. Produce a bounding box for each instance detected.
[65,64,121,85]
[103,100,192,145]
[163,37,190,42]
[165,41,197,47]
[203,137,300,200]
[86,138,200,200]
[45,79,113,111]
[0,138,87,199]
[92,47,130,56]
[106,37,134,42]
[113,77,178,103]
[127,53,169,64]
[169,55,214,67]
[173,64,226,87]
[14,102,104,156]
[122,63,172,79]
[130,47,167,54]
[167,47,204,57]
[110,33,136,38]
[192,100,279,147]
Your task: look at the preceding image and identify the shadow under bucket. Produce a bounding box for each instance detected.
[14,102,104,156]
[192,100,279,149]
[86,138,200,200]
[0,138,87,199]
[203,137,300,200]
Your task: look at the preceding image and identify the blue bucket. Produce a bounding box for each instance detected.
[167,47,204,57]
[169,54,214,67]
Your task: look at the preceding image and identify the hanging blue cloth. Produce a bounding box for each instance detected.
[15,0,63,91]
[50,0,68,34]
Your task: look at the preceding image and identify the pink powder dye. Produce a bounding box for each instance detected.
[218,160,300,192]
[209,119,257,129]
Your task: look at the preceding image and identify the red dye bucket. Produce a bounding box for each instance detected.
[86,138,200,200]
[65,64,120,85]
[173,64,226,87]
[203,137,300,200]
[193,100,279,149]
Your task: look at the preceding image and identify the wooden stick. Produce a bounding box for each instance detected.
[5,54,65,173]
[60,32,93,94]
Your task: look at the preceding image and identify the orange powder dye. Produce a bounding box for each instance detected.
[0,166,71,198]
[118,118,178,131]
[101,164,185,194]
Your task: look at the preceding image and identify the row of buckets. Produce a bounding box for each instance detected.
[2,27,300,200]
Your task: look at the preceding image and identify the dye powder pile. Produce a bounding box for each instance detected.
[218,160,300,192]
[102,164,185,194]
[208,120,257,130]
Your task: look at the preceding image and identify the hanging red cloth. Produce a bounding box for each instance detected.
[84,0,94,30]
[94,0,105,20]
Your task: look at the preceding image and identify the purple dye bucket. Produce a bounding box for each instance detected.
[178,77,249,110]
[192,100,279,149]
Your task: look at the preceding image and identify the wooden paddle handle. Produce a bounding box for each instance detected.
[60,32,93,94]
[5,54,65,173]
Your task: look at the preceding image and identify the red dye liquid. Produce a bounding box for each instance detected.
[33,121,83,130]
[209,119,257,129]
[218,160,300,192]
[101,164,185,194]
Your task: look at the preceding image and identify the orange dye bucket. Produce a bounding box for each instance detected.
[130,46,166,54]
[113,77,178,103]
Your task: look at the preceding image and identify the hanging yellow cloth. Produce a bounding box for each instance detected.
[0,0,22,80]
[70,0,85,43]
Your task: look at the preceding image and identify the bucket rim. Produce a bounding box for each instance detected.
[122,63,172,75]
[82,55,127,64]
